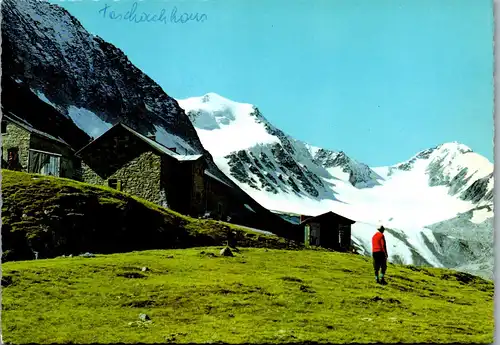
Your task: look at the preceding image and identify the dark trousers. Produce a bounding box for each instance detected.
[372,251,387,275]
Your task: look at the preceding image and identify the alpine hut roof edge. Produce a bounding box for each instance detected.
[299,211,356,225]
[75,122,203,162]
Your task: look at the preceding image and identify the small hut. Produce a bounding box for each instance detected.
[1,111,77,178]
[300,211,355,251]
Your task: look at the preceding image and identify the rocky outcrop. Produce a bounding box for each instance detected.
[212,104,381,198]
[426,207,494,280]
[312,149,382,187]
[460,172,494,204]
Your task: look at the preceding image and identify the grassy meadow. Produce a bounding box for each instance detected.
[2,247,494,344]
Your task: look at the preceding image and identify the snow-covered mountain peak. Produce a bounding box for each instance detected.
[178,93,271,132]
[429,142,493,185]
[199,92,237,105]
[177,95,277,156]
[179,93,251,129]
[368,140,494,211]
[436,141,473,155]
[391,141,485,174]
[178,93,384,201]
[434,144,492,176]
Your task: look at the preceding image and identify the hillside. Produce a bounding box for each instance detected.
[178,93,494,279]
[1,170,300,262]
[2,248,493,344]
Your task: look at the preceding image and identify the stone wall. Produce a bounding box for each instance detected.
[190,160,207,216]
[82,151,162,205]
[79,127,152,179]
[2,122,31,171]
[81,162,106,185]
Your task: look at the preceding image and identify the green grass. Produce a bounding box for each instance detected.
[1,170,300,261]
[2,248,493,344]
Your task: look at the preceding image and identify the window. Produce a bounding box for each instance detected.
[108,178,122,191]
[1,121,7,134]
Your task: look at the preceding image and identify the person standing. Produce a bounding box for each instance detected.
[372,225,388,285]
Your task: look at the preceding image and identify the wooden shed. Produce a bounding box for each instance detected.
[300,211,355,251]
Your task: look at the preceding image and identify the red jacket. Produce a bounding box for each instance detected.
[372,231,387,254]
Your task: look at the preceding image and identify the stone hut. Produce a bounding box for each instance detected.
[1,111,78,178]
[203,169,258,223]
[300,211,355,251]
[75,122,208,216]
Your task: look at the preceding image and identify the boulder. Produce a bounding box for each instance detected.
[220,247,234,257]
[139,313,150,321]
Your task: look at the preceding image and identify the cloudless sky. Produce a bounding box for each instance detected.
[50,0,493,166]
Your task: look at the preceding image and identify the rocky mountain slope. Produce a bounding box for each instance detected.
[425,204,494,280]
[2,0,203,153]
[1,0,294,235]
[178,93,494,279]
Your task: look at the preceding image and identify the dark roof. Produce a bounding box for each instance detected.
[204,169,233,188]
[76,122,203,162]
[2,111,71,147]
[299,211,356,225]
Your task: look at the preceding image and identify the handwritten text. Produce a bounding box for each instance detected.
[98,2,208,24]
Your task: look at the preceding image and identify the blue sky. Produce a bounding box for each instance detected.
[52,0,493,166]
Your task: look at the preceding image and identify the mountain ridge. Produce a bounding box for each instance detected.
[178,92,493,206]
